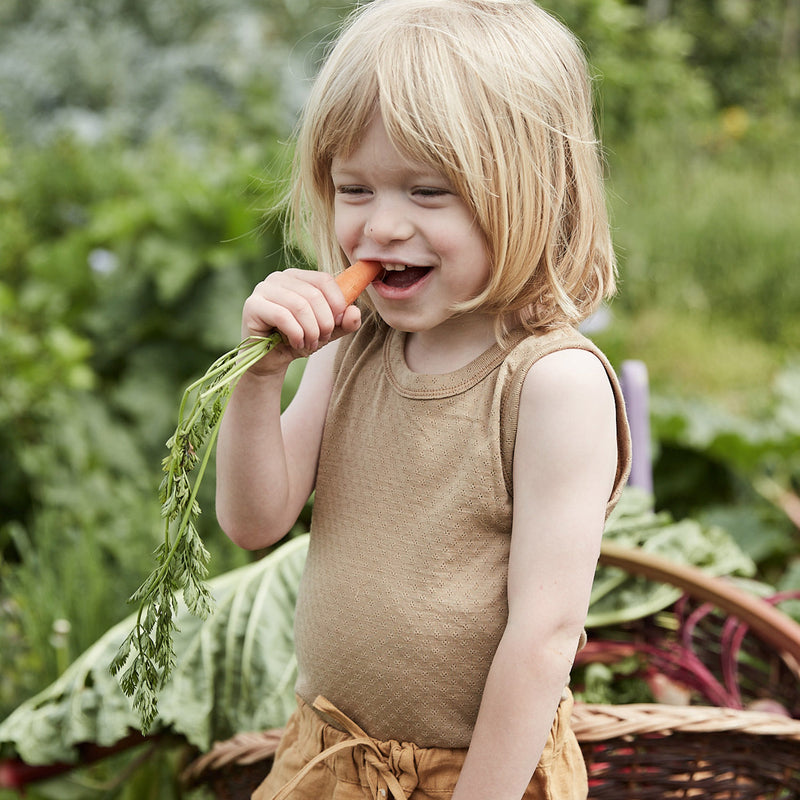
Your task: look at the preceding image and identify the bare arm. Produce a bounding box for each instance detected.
[451,348,618,800]
[215,268,362,550]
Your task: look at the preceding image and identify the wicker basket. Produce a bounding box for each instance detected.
[573,703,800,799]
[183,543,800,799]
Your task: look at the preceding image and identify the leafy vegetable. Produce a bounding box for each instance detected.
[588,488,757,627]
[0,535,308,765]
[109,331,283,733]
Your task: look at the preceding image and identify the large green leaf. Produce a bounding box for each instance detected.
[0,490,757,765]
[0,535,308,765]
[588,488,757,627]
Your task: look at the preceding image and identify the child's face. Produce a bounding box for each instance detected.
[331,114,492,339]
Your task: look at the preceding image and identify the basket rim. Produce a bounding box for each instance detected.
[571,701,800,743]
[598,542,800,672]
[182,701,800,785]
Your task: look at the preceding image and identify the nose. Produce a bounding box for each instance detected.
[364,197,414,245]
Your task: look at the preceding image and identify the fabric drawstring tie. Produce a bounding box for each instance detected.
[269,696,413,800]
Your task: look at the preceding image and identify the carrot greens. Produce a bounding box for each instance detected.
[110,331,282,732]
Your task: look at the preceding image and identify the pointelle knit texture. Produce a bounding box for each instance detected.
[293,315,632,747]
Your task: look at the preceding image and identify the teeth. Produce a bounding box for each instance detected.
[382,263,408,271]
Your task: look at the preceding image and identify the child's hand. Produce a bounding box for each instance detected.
[240,268,363,375]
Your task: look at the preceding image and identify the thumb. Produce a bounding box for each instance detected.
[332,304,362,338]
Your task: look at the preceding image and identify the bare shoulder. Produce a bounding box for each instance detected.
[514,347,618,491]
[520,347,615,413]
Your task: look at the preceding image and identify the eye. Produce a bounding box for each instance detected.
[335,185,370,196]
[413,186,450,198]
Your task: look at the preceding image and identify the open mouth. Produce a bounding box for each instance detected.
[379,264,431,290]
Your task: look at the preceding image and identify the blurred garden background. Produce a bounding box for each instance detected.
[1,0,799,797]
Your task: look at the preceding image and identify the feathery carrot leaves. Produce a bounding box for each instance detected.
[110,331,283,732]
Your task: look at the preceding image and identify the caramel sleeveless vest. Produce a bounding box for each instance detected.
[293,316,631,747]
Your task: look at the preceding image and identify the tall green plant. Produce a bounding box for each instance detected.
[609,129,800,347]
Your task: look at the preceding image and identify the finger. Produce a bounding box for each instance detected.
[242,294,308,351]
[260,269,353,327]
[244,274,338,351]
[295,271,352,324]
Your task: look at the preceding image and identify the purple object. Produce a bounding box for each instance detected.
[620,359,653,494]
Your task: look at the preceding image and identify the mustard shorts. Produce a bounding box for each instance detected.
[251,693,587,800]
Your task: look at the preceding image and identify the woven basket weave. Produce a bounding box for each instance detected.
[574,704,800,799]
[183,544,800,799]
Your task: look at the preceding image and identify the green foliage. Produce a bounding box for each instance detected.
[0,80,293,723]
[0,390,161,701]
[0,0,348,732]
[578,658,654,706]
[647,362,800,586]
[0,0,346,146]
[543,0,714,142]
[588,488,757,627]
[609,129,800,347]
[652,368,800,476]
[0,748,205,800]
[669,0,800,110]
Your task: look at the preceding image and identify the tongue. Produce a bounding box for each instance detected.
[382,266,429,289]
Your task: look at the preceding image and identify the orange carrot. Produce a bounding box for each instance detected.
[335,260,382,304]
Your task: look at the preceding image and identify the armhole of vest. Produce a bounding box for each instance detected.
[499,355,535,497]
[500,341,632,514]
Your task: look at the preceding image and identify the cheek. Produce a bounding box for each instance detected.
[439,216,490,272]
[333,206,358,252]
[452,234,492,295]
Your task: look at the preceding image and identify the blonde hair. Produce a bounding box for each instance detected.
[289,0,617,332]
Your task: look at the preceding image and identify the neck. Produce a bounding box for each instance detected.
[403,315,499,374]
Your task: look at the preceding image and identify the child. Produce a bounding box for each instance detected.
[215,1,631,798]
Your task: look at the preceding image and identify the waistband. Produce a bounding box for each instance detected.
[270,695,463,800]
[265,692,575,800]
